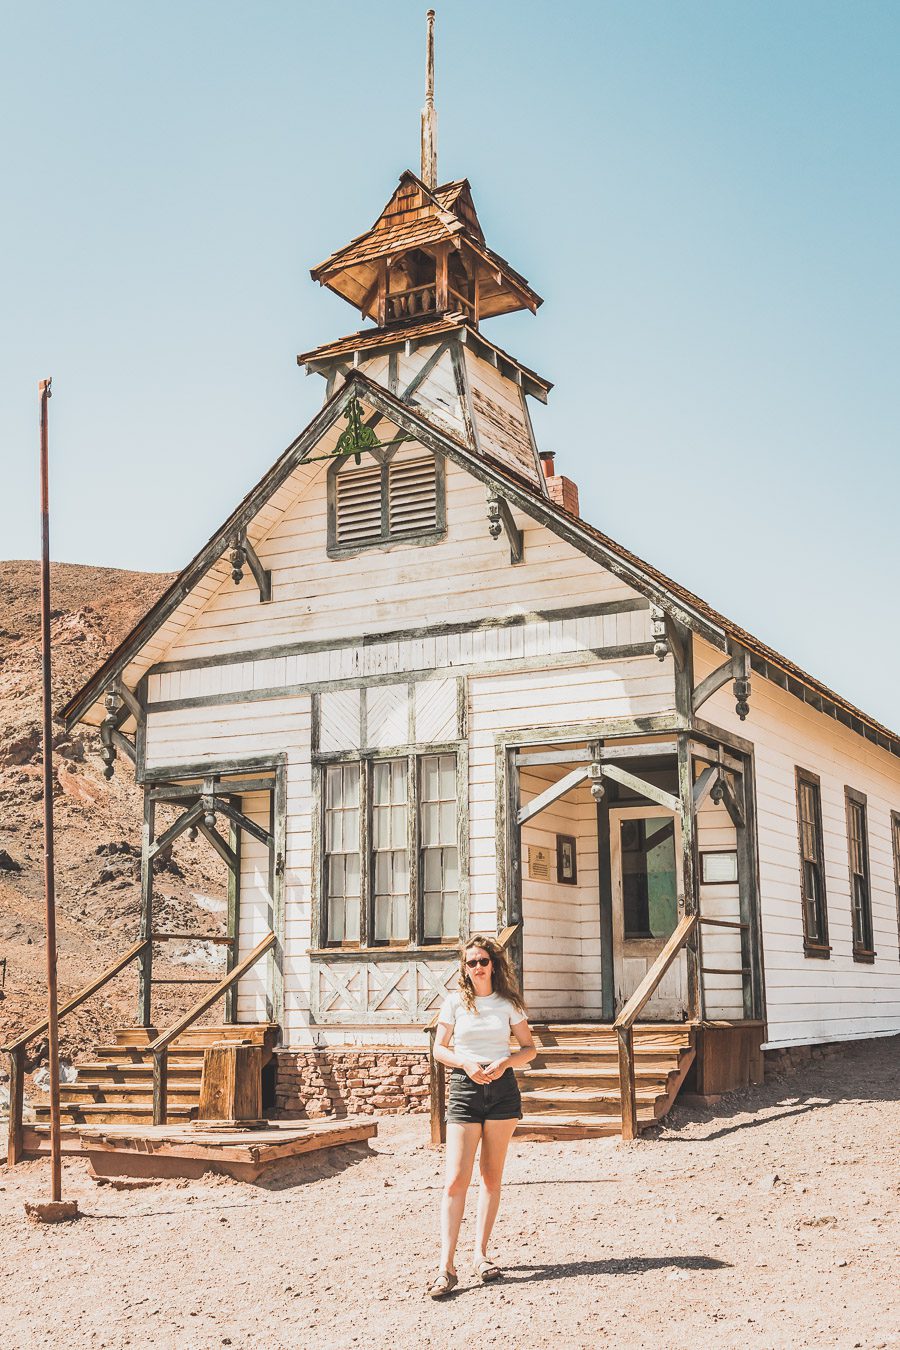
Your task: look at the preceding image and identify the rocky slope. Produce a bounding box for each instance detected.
[0,560,229,1068]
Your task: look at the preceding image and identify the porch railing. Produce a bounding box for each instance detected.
[149,930,276,1125]
[426,924,519,1146]
[2,937,150,1165]
[613,912,752,1139]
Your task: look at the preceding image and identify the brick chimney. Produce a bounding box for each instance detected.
[540,451,580,517]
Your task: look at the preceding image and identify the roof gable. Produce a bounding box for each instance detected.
[60,371,900,759]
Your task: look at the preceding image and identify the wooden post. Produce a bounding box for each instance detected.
[616,1026,637,1141]
[138,793,156,1027]
[7,1046,25,1166]
[224,814,242,1024]
[152,1050,168,1127]
[428,1026,446,1145]
[677,733,702,1020]
[435,244,449,313]
[735,758,764,1020]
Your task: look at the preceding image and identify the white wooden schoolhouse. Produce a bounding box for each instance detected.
[48,30,900,1141]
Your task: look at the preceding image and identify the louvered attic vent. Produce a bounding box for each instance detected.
[332,453,440,551]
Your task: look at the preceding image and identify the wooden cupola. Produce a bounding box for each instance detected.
[310,13,539,330]
[310,172,542,328]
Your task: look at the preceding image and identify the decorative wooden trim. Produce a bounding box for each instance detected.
[139,751,287,787]
[486,490,524,564]
[147,598,648,677]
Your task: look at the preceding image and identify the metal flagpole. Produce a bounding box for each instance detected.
[38,377,64,1204]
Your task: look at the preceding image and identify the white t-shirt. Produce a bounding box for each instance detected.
[437,991,527,1065]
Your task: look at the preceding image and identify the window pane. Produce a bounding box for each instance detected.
[440,801,455,844]
[392,895,409,941]
[442,892,458,939]
[328,897,344,943]
[423,755,440,800]
[344,900,360,942]
[424,893,442,938]
[443,846,458,891]
[421,802,439,848]
[439,755,456,797]
[344,852,360,898]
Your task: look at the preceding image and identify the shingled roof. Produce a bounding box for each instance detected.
[310,171,541,320]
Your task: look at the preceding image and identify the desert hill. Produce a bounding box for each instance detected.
[0,560,229,1068]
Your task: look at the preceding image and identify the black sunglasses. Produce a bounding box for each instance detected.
[465,956,492,969]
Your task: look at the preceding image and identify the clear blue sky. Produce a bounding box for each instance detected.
[2,1,898,727]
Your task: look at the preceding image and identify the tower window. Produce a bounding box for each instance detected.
[328,446,444,554]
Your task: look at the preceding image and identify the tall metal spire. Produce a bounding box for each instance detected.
[420,9,438,188]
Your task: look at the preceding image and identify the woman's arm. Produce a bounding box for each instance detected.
[483,1017,537,1080]
[432,1021,491,1083]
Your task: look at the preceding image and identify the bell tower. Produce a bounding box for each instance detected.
[298,11,559,499]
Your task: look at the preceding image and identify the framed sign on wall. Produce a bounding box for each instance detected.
[556,834,577,885]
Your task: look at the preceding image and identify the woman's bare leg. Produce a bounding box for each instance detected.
[440,1123,481,1273]
[474,1117,518,1263]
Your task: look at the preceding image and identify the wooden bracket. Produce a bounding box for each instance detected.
[601,762,681,814]
[691,641,751,721]
[229,533,272,603]
[99,681,143,780]
[486,492,523,564]
[516,766,588,825]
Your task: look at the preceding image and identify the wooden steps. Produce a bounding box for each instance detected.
[31,1024,278,1128]
[515,1022,696,1140]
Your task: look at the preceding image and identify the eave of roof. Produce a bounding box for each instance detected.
[297,315,553,402]
[60,370,900,760]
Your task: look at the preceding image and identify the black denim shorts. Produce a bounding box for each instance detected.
[446,1067,522,1124]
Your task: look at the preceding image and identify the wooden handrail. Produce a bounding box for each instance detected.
[613,914,697,1033]
[4,937,149,1167]
[426,924,521,1146]
[150,930,276,1125]
[3,938,149,1055]
[613,913,698,1140]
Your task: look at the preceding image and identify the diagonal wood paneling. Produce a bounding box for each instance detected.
[319,688,362,752]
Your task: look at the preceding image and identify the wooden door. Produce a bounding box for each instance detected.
[609,806,687,1021]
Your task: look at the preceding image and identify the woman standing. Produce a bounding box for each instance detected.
[428,934,536,1298]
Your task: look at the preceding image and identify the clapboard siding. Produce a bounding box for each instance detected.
[467,660,676,935]
[695,638,900,1045]
[160,458,642,662]
[520,772,601,1019]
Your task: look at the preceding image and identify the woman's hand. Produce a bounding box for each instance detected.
[482,1057,510,1080]
[463,1061,492,1084]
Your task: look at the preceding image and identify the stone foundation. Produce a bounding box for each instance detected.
[273,1047,430,1119]
[764,1039,853,1077]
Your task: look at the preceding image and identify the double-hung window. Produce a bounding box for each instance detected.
[321,752,460,948]
[795,769,829,955]
[845,788,874,961]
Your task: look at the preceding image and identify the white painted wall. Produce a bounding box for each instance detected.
[695,638,900,1046]
[519,771,601,1019]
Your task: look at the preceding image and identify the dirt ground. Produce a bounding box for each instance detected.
[1,1037,898,1350]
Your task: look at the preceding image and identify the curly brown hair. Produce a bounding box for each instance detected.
[457,934,526,1014]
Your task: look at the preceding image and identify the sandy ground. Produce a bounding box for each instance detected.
[1,1038,898,1350]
